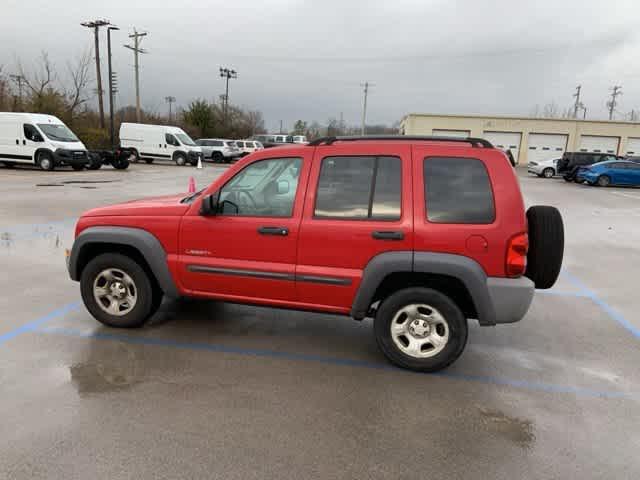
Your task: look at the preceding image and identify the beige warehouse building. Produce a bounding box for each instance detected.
[400,113,640,165]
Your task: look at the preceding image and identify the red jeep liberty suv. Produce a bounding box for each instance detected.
[67,136,564,372]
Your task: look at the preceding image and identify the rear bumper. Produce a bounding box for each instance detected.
[486,277,535,324]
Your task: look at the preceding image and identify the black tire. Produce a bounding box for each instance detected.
[597,175,611,187]
[37,151,55,171]
[112,158,130,170]
[87,155,102,170]
[542,168,554,178]
[71,164,84,171]
[525,206,564,289]
[80,253,154,328]
[127,149,140,163]
[374,287,468,372]
[145,158,154,164]
[174,153,187,166]
[212,151,223,163]
[3,161,15,168]
[563,175,573,182]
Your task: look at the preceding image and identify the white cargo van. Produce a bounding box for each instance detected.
[0,112,89,170]
[119,123,203,166]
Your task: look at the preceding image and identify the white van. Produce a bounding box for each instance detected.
[119,123,203,166]
[0,112,89,171]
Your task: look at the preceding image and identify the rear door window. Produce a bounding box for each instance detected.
[314,156,401,220]
[423,157,495,224]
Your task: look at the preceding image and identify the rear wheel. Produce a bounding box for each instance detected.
[37,151,55,171]
[525,206,564,289]
[374,288,468,372]
[71,164,84,171]
[597,175,611,187]
[127,149,140,163]
[80,253,155,328]
[87,154,102,170]
[112,158,130,170]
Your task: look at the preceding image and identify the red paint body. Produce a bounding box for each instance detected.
[76,140,527,315]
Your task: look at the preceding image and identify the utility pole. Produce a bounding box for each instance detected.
[573,85,582,118]
[124,29,148,123]
[279,120,283,134]
[165,96,176,123]
[339,111,344,135]
[219,67,237,127]
[81,19,110,129]
[360,81,374,135]
[9,74,25,108]
[607,85,622,121]
[107,25,119,149]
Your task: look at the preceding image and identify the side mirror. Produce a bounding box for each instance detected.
[276,180,290,195]
[200,192,219,216]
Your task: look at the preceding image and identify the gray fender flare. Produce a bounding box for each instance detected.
[351,251,496,325]
[68,226,179,298]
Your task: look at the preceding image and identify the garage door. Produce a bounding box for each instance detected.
[432,129,471,138]
[579,135,619,154]
[483,131,522,164]
[625,137,640,156]
[527,133,568,164]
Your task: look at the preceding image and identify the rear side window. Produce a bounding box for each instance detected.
[314,156,401,220]
[424,157,495,224]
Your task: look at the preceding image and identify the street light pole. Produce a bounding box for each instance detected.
[107,26,120,149]
[219,67,237,127]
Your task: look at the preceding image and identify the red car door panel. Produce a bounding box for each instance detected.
[296,144,413,311]
[179,153,311,302]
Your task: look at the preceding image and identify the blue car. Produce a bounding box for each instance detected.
[576,160,640,187]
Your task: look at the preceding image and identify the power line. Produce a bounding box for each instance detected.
[124,28,148,123]
[607,85,622,120]
[81,19,110,129]
[360,81,374,135]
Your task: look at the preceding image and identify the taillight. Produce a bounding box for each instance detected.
[506,233,528,277]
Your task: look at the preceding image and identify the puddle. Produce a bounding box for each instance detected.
[69,342,141,395]
[478,408,535,448]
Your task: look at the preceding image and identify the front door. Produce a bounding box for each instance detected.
[179,153,310,303]
[22,123,44,162]
[296,144,413,313]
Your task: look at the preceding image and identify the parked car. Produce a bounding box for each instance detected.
[67,135,564,373]
[292,135,308,144]
[557,152,621,181]
[576,160,640,187]
[234,140,264,157]
[0,112,90,171]
[195,139,242,163]
[528,158,559,178]
[251,134,293,148]
[120,123,203,166]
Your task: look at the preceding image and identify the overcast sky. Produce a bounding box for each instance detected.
[2,0,639,131]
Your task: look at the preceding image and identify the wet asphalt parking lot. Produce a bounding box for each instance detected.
[1,161,639,479]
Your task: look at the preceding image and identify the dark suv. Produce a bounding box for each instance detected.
[67,136,564,372]
[558,152,621,181]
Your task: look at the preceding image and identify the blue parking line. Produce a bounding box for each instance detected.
[563,271,640,339]
[33,325,633,400]
[0,302,80,346]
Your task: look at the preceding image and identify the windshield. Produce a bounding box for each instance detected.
[37,123,79,142]
[176,133,196,146]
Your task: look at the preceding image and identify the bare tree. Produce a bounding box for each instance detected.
[542,101,559,118]
[19,51,55,99]
[65,49,93,117]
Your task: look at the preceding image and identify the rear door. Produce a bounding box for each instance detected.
[296,144,413,313]
[628,162,640,185]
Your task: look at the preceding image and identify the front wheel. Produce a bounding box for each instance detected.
[71,164,84,171]
[145,158,154,164]
[37,151,55,171]
[543,168,555,178]
[597,175,611,187]
[174,153,187,166]
[80,253,155,328]
[212,152,223,163]
[374,288,468,372]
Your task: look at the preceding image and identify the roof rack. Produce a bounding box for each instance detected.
[307,135,494,148]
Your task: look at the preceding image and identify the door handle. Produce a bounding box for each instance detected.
[372,231,404,240]
[16,139,19,145]
[258,226,288,236]
[23,140,26,145]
